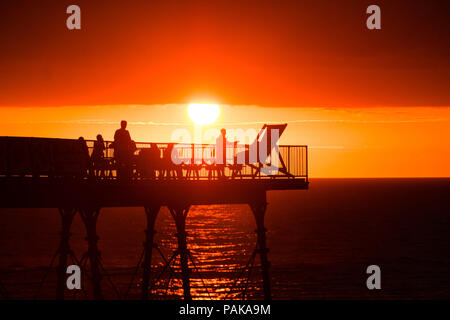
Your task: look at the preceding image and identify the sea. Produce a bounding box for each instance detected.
[1,178,449,300]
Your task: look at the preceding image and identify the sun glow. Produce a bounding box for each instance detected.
[188,103,220,125]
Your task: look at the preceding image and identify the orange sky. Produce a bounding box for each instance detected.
[0,1,449,107]
[0,1,449,177]
[1,105,449,178]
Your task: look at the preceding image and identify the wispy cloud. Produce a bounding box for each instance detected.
[44,119,186,126]
[218,118,450,125]
[43,117,450,126]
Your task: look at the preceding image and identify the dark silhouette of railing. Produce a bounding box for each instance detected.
[0,137,308,181]
[86,140,308,180]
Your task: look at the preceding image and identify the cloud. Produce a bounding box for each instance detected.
[39,117,450,127]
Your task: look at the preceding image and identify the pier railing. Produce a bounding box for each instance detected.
[0,137,308,180]
[85,140,308,180]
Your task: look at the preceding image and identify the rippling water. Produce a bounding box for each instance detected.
[1,178,450,299]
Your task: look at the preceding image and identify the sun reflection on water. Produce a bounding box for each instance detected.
[146,204,263,300]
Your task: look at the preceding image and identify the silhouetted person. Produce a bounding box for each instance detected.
[162,143,182,179]
[114,120,131,154]
[214,128,228,179]
[138,143,161,179]
[113,120,133,180]
[91,134,106,178]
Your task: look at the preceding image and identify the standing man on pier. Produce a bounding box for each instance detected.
[215,128,228,179]
[113,120,133,180]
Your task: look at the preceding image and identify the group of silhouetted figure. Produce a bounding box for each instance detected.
[78,120,233,181]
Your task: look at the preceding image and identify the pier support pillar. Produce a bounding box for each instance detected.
[250,201,271,300]
[79,208,103,300]
[169,205,192,300]
[141,205,160,300]
[56,207,77,300]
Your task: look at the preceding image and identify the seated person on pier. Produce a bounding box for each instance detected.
[137,143,161,179]
[161,143,183,180]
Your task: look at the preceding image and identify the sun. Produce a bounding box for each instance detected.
[188,103,220,125]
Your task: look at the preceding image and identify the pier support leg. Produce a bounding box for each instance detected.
[169,205,192,300]
[250,202,271,300]
[79,208,103,300]
[56,208,77,300]
[141,205,160,300]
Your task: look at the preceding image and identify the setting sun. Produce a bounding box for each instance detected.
[188,103,220,125]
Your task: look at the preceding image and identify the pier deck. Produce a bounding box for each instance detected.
[0,177,308,208]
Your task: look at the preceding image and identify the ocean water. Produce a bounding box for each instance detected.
[1,178,449,299]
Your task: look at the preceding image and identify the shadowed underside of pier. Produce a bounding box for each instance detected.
[0,178,308,208]
[0,135,308,300]
[0,177,308,301]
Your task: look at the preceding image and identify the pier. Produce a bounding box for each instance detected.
[0,132,308,300]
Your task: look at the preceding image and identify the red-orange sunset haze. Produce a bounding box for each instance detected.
[0,0,449,177]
